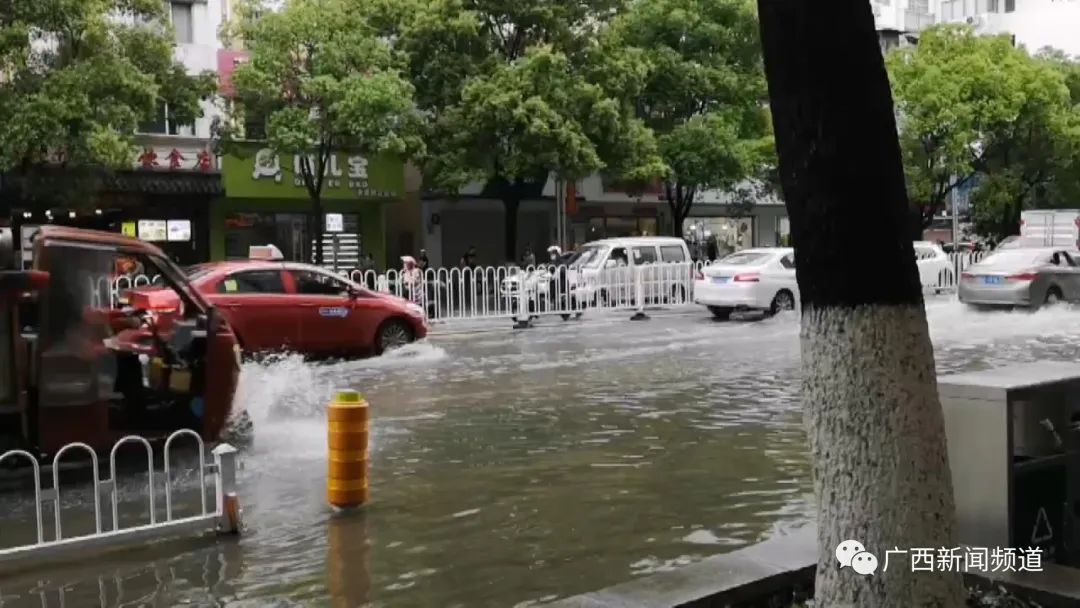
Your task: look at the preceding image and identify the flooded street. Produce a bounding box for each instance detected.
[2,300,1080,607]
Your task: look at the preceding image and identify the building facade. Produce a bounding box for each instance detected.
[5,1,228,267]
[216,147,406,270]
[417,174,789,268]
[933,0,1080,56]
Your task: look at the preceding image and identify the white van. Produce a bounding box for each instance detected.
[569,237,693,307]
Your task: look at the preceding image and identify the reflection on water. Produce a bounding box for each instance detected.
[2,301,1080,606]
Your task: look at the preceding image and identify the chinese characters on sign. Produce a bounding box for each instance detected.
[43,146,217,171]
[249,148,396,198]
[836,539,1043,576]
[135,146,217,172]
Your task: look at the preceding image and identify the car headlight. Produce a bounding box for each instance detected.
[406,303,424,317]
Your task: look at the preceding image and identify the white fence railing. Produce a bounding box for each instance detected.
[104,252,989,325]
[0,431,241,573]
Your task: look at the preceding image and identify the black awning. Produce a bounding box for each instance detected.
[2,167,223,202]
[104,171,223,196]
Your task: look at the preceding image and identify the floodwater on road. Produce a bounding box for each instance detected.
[2,300,1080,607]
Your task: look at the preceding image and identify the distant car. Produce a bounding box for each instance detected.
[568,236,694,306]
[126,255,428,357]
[959,247,1080,309]
[693,248,798,320]
[914,241,951,291]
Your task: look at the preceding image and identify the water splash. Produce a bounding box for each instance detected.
[233,342,448,425]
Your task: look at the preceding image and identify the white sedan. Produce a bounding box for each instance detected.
[693,248,798,320]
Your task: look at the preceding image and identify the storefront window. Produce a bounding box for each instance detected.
[574,216,660,246]
[605,216,638,238]
[776,217,791,247]
[225,212,363,263]
[587,217,605,240]
[225,213,276,260]
[686,217,754,261]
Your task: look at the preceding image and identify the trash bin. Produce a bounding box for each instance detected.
[939,361,1080,565]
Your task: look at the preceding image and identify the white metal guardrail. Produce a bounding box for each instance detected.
[0,431,241,572]
[104,252,989,324]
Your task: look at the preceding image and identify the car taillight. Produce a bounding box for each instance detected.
[694,269,704,280]
[1007,272,1037,281]
[961,272,974,281]
[733,273,759,282]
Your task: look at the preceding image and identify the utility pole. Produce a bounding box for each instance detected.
[950,179,960,279]
[555,177,566,249]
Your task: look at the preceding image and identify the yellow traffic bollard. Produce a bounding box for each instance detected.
[327,390,369,509]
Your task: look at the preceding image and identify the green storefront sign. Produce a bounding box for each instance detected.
[222,147,405,199]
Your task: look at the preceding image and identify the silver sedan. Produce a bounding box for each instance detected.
[959,247,1080,309]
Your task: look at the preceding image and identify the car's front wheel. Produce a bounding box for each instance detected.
[375,319,414,354]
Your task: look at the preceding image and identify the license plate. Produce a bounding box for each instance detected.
[712,277,729,284]
[982,276,1003,285]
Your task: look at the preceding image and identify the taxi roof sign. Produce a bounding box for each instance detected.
[249,244,284,261]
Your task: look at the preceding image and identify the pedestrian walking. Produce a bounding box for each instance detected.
[400,255,423,307]
[522,245,536,268]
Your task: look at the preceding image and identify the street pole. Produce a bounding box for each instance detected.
[950,179,960,281]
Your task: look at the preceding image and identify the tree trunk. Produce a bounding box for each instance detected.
[312,195,324,265]
[670,208,687,237]
[503,196,520,263]
[665,183,693,237]
[910,207,926,241]
[757,2,963,607]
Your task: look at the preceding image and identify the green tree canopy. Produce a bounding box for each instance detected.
[608,0,774,236]
[222,0,426,264]
[397,0,665,260]
[0,0,215,207]
[887,25,1079,239]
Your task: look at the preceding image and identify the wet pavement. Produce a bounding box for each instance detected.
[2,300,1080,607]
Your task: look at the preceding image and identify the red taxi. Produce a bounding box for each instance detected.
[125,246,428,358]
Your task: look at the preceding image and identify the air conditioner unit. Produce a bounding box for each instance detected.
[966,15,984,27]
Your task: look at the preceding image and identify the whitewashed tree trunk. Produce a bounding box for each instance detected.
[756,0,965,605]
[803,306,962,606]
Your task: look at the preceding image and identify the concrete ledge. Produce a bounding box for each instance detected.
[545,527,815,607]
[966,564,1080,608]
[547,525,1080,608]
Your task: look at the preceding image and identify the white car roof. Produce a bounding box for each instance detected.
[584,237,687,247]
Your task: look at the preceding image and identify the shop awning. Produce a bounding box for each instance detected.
[104,171,223,196]
[2,168,223,200]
